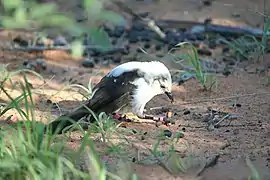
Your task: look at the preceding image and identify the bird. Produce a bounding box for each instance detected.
[45,61,174,134]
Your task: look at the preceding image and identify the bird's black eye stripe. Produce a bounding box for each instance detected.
[160,85,165,88]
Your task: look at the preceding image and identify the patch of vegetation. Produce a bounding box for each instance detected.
[0,0,267,179]
[0,0,125,57]
[170,42,219,91]
[218,16,270,85]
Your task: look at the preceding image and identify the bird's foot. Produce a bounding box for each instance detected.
[138,114,171,125]
[124,112,158,123]
[112,112,172,125]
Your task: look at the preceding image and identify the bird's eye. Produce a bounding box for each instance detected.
[160,85,165,89]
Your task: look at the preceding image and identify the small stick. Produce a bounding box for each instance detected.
[213,113,231,127]
[150,92,270,110]
[113,1,166,39]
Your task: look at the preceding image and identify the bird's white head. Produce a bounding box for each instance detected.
[107,61,173,116]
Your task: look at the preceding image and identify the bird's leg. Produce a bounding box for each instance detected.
[113,112,171,125]
[112,112,122,120]
[137,114,170,124]
[113,112,155,123]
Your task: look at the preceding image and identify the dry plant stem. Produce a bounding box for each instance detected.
[2,45,125,52]
[150,92,270,110]
[112,1,166,39]
[213,114,231,127]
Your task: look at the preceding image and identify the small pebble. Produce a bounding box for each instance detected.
[111,39,117,45]
[204,17,212,24]
[233,129,239,135]
[155,44,162,51]
[202,0,212,6]
[23,61,28,66]
[143,43,151,49]
[132,129,137,134]
[112,57,121,63]
[46,99,52,104]
[175,131,185,138]
[141,136,145,140]
[231,12,241,18]
[207,124,215,131]
[52,103,58,109]
[222,70,231,76]
[197,48,212,56]
[183,110,191,115]
[53,36,68,46]
[136,48,142,53]
[82,58,95,68]
[163,129,172,138]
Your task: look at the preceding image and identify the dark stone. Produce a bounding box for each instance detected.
[131,21,144,31]
[136,48,143,53]
[23,61,29,66]
[185,33,197,41]
[132,129,137,134]
[197,48,212,56]
[196,33,205,41]
[155,44,162,51]
[90,50,101,57]
[128,35,139,43]
[222,70,231,76]
[202,0,212,6]
[222,47,230,53]
[112,57,121,63]
[112,26,125,38]
[204,17,213,24]
[140,35,151,42]
[111,39,117,45]
[163,129,172,138]
[46,99,52,104]
[82,58,95,68]
[121,48,130,55]
[93,58,99,64]
[143,43,151,49]
[208,41,217,49]
[53,36,68,46]
[183,110,191,115]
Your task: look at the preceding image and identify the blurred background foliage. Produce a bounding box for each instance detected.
[0,0,126,56]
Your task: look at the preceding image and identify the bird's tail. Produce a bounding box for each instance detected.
[45,104,93,134]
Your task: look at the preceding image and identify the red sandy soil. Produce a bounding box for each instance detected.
[0,0,270,179]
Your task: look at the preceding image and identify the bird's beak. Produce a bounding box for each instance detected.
[165,91,174,103]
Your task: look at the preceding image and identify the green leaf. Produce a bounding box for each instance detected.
[89,28,112,51]
[29,3,57,20]
[2,17,27,29]
[38,14,75,28]
[71,40,84,57]
[83,0,102,14]
[67,24,86,36]
[2,0,21,10]
[14,7,27,24]
[99,11,126,26]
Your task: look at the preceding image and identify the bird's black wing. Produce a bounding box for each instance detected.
[45,69,144,134]
[87,69,143,114]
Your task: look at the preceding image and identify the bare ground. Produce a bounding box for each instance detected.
[0,0,270,179]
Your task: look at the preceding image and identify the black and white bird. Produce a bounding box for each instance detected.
[46,61,174,134]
